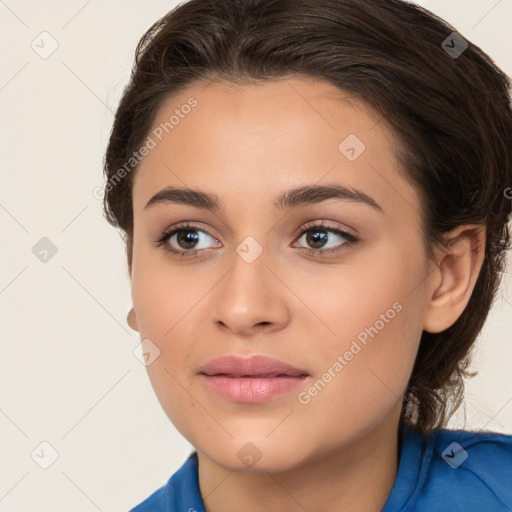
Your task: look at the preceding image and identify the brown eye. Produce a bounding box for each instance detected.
[154,223,220,259]
[293,221,359,257]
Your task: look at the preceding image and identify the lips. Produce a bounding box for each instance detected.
[198,354,308,378]
[198,355,309,403]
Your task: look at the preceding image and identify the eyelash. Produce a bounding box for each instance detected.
[153,220,359,260]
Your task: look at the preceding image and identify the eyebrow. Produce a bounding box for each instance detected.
[144,184,383,212]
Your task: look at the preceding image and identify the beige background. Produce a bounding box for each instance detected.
[1,1,511,510]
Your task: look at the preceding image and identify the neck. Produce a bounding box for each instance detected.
[197,415,401,512]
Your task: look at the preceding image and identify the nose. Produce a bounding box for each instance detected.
[211,248,291,337]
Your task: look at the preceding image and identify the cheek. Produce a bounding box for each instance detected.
[143,339,230,454]
[130,241,200,338]
[292,304,422,455]
[295,245,426,420]
[307,244,424,356]
[145,357,201,438]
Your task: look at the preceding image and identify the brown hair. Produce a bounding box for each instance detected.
[103,0,512,431]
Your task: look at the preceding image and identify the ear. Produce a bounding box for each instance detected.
[127,306,139,332]
[423,224,486,333]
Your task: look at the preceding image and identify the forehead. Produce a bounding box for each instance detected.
[132,76,421,225]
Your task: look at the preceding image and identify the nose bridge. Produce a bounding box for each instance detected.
[211,233,289,333]
[223,234,272,310]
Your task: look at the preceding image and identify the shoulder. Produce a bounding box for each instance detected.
[129,483,167,512]
[129,452,202,512]
[416,428,512,511]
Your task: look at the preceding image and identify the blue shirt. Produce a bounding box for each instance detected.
[130,428,512,511]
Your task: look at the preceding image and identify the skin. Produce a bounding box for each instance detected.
[126,76,485,512]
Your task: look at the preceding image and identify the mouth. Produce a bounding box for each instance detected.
[206,373,304,378]
[198,354,309,403]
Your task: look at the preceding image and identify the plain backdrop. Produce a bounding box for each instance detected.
[1,1,511,510]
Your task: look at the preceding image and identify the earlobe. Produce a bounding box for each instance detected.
[127,306,139,331]
[423,224,486,333]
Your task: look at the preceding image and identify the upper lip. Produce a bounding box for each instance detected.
[198,355,309,377]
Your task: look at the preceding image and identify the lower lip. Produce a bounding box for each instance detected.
[200,374,308,403]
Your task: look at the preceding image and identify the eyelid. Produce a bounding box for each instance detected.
[154,219,359,258]
[293,219,357,239]
[155,220,355,245]
[155,220,217,238]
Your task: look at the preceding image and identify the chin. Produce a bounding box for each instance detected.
[196,435,311,474]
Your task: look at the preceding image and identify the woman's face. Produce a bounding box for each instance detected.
[129,76,434,471]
